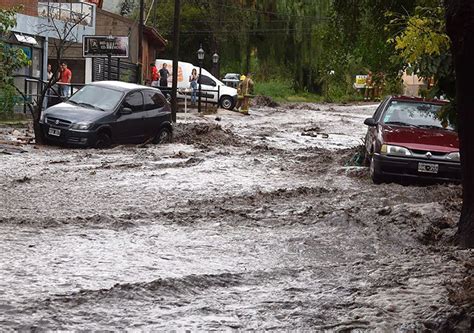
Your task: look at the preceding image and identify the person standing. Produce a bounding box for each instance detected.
[159,63,170,87]
[47,64,53,81]
[189,68,198,106]
[240,73,254,115]
[46,64,54,107]
[236,74,246,111]
[150,63,159,87]
[364,70,374,101]
[374,72,385,101]
[58,62,72,98]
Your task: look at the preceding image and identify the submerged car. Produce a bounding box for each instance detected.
[364,96,460,184]
[40,81,173,148]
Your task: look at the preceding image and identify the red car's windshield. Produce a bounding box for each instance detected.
[382,100,454,130]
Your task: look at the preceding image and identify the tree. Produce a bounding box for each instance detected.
[120,0,136,16]
[19,2,91,143]
[0,7,31,117]
[445,0,474,248]
[388,2,454,101]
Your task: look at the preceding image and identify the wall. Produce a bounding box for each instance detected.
[95,8,138,63]
[0,0,38,16]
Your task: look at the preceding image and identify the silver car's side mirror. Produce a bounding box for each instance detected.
[120,107,132,115]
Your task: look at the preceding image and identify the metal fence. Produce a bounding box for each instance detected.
[159,85,221,112]
[92,58,138,83]
[10,75,84,113]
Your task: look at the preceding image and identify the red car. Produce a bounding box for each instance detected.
[364,96,461,184]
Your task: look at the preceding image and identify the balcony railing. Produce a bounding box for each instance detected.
[38,1,94,27]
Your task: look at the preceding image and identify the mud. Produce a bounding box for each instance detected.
[252,95,280,108]
[0,104,473,331]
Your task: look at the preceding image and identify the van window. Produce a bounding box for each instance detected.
[198,75,216,87]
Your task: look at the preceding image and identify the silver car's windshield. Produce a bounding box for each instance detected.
[382,101,453,130]
[68,85,124,111]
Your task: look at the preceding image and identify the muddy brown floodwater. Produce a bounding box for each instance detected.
[1,104,473,331]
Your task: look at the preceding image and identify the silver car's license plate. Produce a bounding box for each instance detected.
[48,127,61,136]
[418,162,439,174]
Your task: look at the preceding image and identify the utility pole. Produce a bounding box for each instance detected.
[137,0,144,84]
[171,0,181,122]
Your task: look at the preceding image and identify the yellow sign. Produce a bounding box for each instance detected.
[354,75,368,89]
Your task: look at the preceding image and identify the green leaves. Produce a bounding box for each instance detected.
[388,4,451,80]
[0,7,31,114]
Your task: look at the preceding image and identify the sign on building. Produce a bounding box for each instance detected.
[82,36,129,58]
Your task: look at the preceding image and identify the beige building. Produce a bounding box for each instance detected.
[402,72,427,97]
[49,6,167,85]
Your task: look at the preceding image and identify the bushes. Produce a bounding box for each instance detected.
[254,80,294,100]
[0,84,18,119]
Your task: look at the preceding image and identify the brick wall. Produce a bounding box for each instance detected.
[95,9,138,63]
[0,0,38,16]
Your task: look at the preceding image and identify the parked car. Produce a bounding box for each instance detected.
[155,59,238,110]
[222,73,240,88]
[40,81,173,148]
[363,96,460,184]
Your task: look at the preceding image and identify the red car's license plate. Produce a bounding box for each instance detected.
[418,162,439,174]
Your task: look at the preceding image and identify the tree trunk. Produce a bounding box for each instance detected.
[446,0,474,247]
[32,105,45,145]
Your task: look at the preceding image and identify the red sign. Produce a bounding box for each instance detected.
[87,0,103,8]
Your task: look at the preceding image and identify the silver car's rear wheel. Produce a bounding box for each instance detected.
[154,127,173,144]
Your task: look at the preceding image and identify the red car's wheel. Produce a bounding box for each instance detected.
[370,155,384,184]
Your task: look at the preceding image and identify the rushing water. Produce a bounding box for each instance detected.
[0,105,471,330]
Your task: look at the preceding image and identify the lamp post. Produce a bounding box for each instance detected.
[105,34,115,80]
[212,52,219,78]
[197,44,205,113]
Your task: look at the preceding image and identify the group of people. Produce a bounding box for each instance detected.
[149,63,171,88]
[149,63,254,114]
[364,70,385,101]
[46,62,72,98]
[150,63,199,105]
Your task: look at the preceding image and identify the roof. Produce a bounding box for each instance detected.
[90,80,148,91]
[144,26,167,49]
[96,8,167,48]
[391,95,449,105]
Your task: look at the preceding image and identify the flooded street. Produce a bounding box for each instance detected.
[1,104,473,331]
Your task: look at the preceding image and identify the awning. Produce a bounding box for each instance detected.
[14,33,38,45]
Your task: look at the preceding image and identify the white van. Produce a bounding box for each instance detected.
[155,59,238,110]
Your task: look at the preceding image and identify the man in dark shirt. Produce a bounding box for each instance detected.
[159,63,170,87]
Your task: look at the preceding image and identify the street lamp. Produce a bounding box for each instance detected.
[105,33,115,80]
[212,52,219,78]
[197,44,205,113]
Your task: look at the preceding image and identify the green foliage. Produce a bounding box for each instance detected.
[0,85,18,118]
[387,1,455,125]
[137,0,441,101]
[0,7,31,115]
[388,4,451,81]
[254,80,295,99]
[119,0,135,16]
